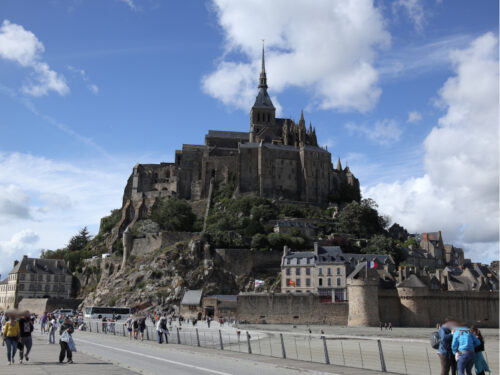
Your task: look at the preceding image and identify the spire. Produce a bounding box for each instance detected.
[259,40,267,89]
[337,157,342,171]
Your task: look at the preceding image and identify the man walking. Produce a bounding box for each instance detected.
[451,325,481,375]
[48,315,58,344]
[156,314,168,344]
[18,311,34,363]
[438,319,458,375]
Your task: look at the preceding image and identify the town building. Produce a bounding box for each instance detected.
[281,243,394,302]
[0,256,73,310]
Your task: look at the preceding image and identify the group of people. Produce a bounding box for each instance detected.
[437,318,490,375]
[0,310,77,365]
[379,321,393,331]
[0,311,35,365]
[124,315,148,341]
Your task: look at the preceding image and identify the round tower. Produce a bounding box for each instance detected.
[396,274,430,327]
[347,264,380,327]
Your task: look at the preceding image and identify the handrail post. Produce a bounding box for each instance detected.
[378,339,387,372]
[246,331,252,354]
[322,335,330,365]
[196,328,201,347]
[219,330,224,350]
[280,333,286,359]
[177,327,181,344]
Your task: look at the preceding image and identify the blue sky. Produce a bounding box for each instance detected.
[0,0,498,277]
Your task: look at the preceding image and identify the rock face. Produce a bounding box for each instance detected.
[79,237,280,310]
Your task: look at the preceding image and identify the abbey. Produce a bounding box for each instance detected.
[124,46,359,210]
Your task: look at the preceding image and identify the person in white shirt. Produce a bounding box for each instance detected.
[48,316,58,344]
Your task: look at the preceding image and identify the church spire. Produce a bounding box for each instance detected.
[337,157,342,171]
[259,40,268,89]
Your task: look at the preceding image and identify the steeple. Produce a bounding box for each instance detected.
[337,157,342,171]
[259,40,267,89]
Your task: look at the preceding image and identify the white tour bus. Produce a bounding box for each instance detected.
[84,306,132,320]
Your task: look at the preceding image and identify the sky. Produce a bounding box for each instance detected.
[0,0,498,277]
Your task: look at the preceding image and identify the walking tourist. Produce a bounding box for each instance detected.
[2,314,20,365]
[102,317,108,333]
[48,314,58,344]
[132,318,139,339]
[59,316,75,364]
[125,315,133,339]
[470,326,490,375]
[40,312,47,333]
[437,319,458,375]
[18,310,34,363]
[156,313,168,344]
[138,317,146,341]
[452,325,481,375]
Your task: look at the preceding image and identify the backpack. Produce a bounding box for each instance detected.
[430,331,440,349]
[160,319,167,330]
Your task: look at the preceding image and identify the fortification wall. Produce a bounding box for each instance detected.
[131,231,196,256]
[215,249,282,275]
[18,298,82,315]
[236,293,348,324]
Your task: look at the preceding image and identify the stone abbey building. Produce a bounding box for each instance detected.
[123,46,359,214]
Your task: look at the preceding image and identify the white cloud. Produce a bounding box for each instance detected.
[392,0,425,32]
[407,111,422,123]
[118,0,136,10]
[67,65,99,95]
[203,0,390,113]
[0,20,69,96]
[0,152,130,277]
[0,185,31,220]
[0,229,39,260]
[345,119,402,146]
[365,33,499,263]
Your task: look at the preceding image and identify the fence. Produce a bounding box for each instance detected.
[84,321,497,375]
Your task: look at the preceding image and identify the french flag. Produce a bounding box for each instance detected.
[368,260,378,269]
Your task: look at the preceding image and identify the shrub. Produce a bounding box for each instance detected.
[151,197,196,231]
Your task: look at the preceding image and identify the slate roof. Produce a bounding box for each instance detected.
[283,246,394,266]
[206,130,249,139]
[9,256,71,275]
[397,274,427,288]
[253,87,275,108]
[205,295,237,302]
[181,290,203,306]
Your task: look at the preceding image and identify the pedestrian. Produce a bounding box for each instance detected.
[138,317,146,341]
[18,311,34,363]
[125,316,133,340]
[470,326,490,375]
[389,322,392,331]
[207,316,211,328]
[452,325,481,375]
[48,314,58,344]
[437,318,458,375]
[102,317,108,334]
[384,322,388,330]
[59,317,75,364]
[156,314,168,344]
[132,318,139,340]
[2,314,20,365]
[40,312,47,334]
[380,321,383,331]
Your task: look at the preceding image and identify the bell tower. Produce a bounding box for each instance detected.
[249,41,276,143]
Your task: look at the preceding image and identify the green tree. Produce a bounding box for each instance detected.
[403,237,419,249]
[151,197,196,231]
[251,233,268,249]
[363,234,403,264]
[67,227,92,252]
[337,201,386,238]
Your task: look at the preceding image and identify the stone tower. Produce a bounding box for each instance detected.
[347,263,380,327]
[249,42,276,143]
[396,274,430,327]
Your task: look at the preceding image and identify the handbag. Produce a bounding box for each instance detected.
[60,331,70,343]
[68,336,77,352]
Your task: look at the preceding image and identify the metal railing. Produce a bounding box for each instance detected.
[83,321,497,375]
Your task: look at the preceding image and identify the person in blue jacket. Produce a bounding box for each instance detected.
[451,326,481,375]
[438,318,458,375]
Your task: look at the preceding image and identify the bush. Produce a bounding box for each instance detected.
[337,201,386,238]
[151,197,196,231]
[279,204,305,218]
[99,209,121,235]
[251,233,268,250]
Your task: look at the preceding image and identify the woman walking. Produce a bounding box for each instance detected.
[2,314,20,365]
[59,317,74,364]
[470,327,490,375]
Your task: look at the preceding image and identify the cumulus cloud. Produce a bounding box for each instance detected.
[202,0,390,113]
[392,0,426,32]
[67,65,99,94]
[0,229,39,257]
[0,152,129,276]
[118,0,136,10]
[365,33,499,262]
[407,111,422,123]
[345,119,402,146]
[0,20,69,96]
[0,185,31,221]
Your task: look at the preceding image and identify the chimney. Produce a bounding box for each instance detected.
[14,260,19,267]
[314,242,319,257]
